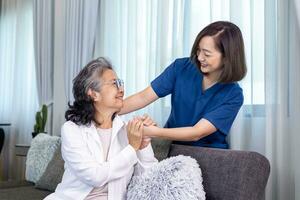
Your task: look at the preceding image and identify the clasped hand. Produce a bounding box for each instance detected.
[126,114,156,151]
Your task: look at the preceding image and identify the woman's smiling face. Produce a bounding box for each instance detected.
[197,36,223,76]
[93,69,124,112]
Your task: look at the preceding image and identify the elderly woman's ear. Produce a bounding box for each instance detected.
[87,88,101,102]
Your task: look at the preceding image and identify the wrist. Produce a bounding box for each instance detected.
[129,144,139,151]
[144,125,158,137]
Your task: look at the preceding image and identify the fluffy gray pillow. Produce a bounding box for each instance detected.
[127,155,206,200]
[35,144,65,191]
[25,133,60,183]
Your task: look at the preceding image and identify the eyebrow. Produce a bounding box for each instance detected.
[198,47,212,53]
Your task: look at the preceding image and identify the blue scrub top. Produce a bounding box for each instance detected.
[151,57,243,149]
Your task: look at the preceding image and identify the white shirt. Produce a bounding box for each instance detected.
[85,128,112,200]
[44,115,158,200]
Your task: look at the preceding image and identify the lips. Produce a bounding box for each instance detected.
[201,62,208,67]
[201,63,208,68]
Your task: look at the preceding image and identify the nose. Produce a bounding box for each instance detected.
[198,52,205,62]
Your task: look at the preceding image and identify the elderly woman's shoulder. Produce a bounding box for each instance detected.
[61,121,83,133]
[63,120,78,127]
[61,121,87,138]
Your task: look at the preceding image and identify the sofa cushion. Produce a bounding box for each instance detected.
[0,180,34,189]
[151,138,172,161]
[127,155,205,200]
[0,185,51,200]
[25,133,60,183]
[35,144,64,191]
[168,144,270,200]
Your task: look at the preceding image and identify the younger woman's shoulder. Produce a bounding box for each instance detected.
[231,82,243,93]
[221,83,244,103]
[173,57,194,67]
[222,82,243,91]
[170,57,197,74]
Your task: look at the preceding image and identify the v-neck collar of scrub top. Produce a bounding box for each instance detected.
[197,69,224,98]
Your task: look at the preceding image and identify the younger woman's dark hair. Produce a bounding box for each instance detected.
[65,57,113,126]
[190,21,247,83]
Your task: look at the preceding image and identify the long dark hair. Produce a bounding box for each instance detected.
[65,57,113,126]
[190,21,247,83]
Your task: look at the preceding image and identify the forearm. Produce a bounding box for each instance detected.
[119,86,158,115]
[143,119,216,141]
[120,93,147,114]
[144,126,203,141]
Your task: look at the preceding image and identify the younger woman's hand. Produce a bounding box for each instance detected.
[140,114,157,126]
[127,119,143,151]
[143,125,159,137]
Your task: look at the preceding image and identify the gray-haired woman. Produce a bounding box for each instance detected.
[44,57,157,200]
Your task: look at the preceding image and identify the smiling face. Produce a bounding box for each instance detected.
[197,36,223,79]
[91,69,124,113]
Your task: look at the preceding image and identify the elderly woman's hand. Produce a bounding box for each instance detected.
[139,136,151,150]
[127,118,143,151]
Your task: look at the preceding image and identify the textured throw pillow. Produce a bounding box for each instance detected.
[25,133,60,183]
[35,143,65,191]
[127,155,206,200]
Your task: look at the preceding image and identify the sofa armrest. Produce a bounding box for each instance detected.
[0,180,34,189]
[168,144,270,200]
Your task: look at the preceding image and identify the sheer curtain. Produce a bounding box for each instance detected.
[64,0,99,102]
[292,2,300,199]
[0,0,38,180]
[33,0,54,134]
[230,0,300,199]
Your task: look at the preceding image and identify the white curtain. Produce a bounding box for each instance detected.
[292,2,300,199]
[64,0,99,102]
[230,0,300,199]
[0,0,38,180]
[33,0,54,134]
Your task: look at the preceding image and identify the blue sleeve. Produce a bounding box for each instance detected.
[150,60,178,98]
[203,87,244,135]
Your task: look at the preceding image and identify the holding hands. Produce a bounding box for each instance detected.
[127,114,156,151]
[127,118,143,151]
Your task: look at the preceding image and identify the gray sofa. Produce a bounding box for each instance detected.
[0,144,270,200]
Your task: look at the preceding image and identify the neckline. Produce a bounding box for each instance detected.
[96,127,112,132]
[199,75,221,95]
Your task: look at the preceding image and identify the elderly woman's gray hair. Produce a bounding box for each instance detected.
[65,57,113,125]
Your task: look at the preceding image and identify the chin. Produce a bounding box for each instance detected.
[115,102,123,111]
[200,68,209,75]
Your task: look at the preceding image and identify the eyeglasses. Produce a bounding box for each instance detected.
[102,79,124,90]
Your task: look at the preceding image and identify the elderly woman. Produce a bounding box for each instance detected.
[45,58,158,200]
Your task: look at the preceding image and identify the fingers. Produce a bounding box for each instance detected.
[141,114,156,126]
[127,118,144,151]
[126,120,133,134]
[139,137,151,150]
[137,120,143,133]
[142,136,151,142]
[128,118,143,136]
